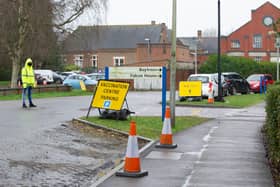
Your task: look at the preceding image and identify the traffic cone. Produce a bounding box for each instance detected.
[208,82,214,104]
[155,107,177,149]
[116,121,148,178]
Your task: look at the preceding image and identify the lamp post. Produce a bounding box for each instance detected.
[276,36,280,81]
[268,31,280,81]
[217,0,223,101]
[145,38,151,61]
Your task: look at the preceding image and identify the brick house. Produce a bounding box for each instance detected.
[62,21,193,72]
[179,30,218,68]
[221,1,280,62]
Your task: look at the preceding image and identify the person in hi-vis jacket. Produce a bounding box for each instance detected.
[21,58,37,108]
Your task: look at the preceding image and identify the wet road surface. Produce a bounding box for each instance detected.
[0,92,244,186]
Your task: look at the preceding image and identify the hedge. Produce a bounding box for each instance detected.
[264,84,280,186]
[199,55,277,79]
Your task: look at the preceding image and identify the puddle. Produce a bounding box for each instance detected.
[0,122,129,186]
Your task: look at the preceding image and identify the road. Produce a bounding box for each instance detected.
[0,91,252,186]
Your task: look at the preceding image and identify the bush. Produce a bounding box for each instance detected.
[199,55,277,79]
[264,84,280,186]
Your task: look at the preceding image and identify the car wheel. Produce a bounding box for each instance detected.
[179,97,186,102]
[56,79,62,84]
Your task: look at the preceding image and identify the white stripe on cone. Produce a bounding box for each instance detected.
[161,119,172,134]
[125,136,139,158]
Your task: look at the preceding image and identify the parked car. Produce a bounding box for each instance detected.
[184,73,228,99]
[34,69,64,84]
[86,73,105,81]
[246,74,274,93]
[63,74,97,89]
[60,71,77,80]
[222,72,250,95]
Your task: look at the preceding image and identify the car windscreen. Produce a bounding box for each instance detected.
[188,76,209,83]
[247,75,261,81]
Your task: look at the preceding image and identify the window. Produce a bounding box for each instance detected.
[74,55,83,67]
[231,40,240,48]
[92,55,98,68]
[253,35,262,48]
[113,56,125,66]
[254,56,262,62]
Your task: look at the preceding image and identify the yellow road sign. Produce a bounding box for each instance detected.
[92,80,130,110]
[179,81,202,97]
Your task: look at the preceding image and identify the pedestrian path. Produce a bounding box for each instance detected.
[97,103,274,187]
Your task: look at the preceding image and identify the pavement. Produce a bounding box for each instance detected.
[97,102,274,187]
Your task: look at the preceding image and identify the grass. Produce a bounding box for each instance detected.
[0,89,93,101]
[83,116,209,140]
[177,93,266,108]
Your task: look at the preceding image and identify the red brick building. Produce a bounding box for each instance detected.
[221,1,280,62]
[62,22,193,72]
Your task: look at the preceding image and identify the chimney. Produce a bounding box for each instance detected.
[151,20,156,25]
[197,30,202,40]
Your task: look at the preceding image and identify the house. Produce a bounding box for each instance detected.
[62,21,193,72]
[221,1,280,62]
[179,30,218,68]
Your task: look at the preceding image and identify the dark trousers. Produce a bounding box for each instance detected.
[22,86,33,105]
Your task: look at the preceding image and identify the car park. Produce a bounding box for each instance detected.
[246,74,274,93]
[63,74,97,89]
[222,72,250,95]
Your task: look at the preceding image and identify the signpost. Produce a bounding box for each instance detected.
[87,80,130,117]
[109,67,162,79]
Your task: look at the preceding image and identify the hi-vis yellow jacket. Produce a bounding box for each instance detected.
[21,58,35,88]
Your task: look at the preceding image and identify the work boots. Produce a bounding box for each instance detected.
[29,103,37,107]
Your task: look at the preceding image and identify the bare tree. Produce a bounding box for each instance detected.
[0,0,107,88]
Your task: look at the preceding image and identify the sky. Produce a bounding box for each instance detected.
[102,0,280,37]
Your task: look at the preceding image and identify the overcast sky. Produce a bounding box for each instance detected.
[105,0,280,37]
[77,0,280,37]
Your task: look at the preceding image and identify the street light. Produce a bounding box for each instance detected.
[217,0,223,101]
[268,31,280,81]
[145,38,151,61]
[276,36,280,81]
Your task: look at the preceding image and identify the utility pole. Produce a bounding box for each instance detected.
[170,0,177,128]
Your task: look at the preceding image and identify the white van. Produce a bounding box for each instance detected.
[34,69,63,84]
[187,73,227,98]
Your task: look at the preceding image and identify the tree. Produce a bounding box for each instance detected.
[0,0,107,88]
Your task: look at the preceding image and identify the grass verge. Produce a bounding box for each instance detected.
[177,94,266,108]
[0,90,92,101]
[82,116,210,140]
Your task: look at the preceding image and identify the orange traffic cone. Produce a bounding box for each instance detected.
[208,82,214,104]
[116,121,148,177]
[155,107,177,149]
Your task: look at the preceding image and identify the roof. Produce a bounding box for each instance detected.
[178,37,218,54]
[63,24,170,53]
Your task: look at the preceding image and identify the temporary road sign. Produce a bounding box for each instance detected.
[179,81,202,97]
[91,80,130,110]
